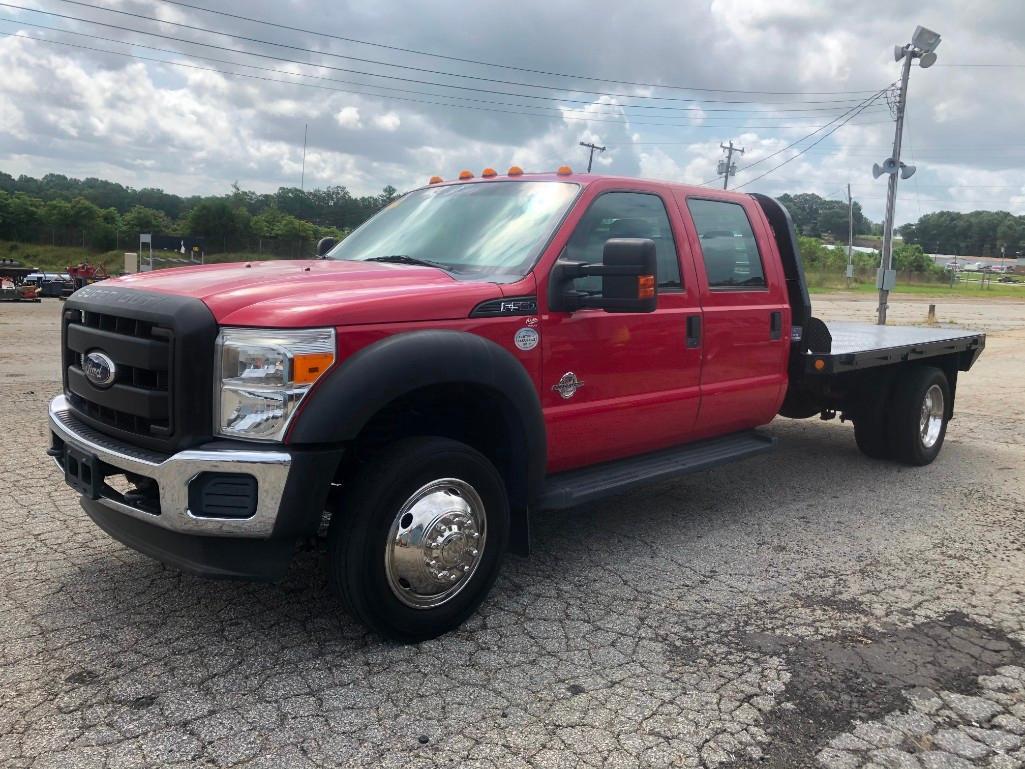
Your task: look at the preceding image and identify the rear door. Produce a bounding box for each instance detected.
[676,194,789,436]
[540,184,703,472]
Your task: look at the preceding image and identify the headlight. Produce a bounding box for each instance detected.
[215,327,335,441]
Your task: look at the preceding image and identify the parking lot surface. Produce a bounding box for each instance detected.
[2,294,1025,769]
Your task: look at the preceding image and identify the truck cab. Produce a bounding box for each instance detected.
[48,168,985,641]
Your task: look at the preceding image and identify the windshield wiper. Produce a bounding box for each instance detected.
[364,254,455,273]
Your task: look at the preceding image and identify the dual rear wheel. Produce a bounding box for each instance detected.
[853,366,951,466]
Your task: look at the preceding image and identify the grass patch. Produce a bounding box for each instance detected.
[807,270,1025,299]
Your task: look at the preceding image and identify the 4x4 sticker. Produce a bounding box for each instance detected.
[514,327,539,351]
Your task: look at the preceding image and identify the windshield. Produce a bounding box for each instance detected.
[326,181,579,281]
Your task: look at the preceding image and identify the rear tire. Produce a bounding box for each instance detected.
[854,414,891,460]
[852,381,893,460]
[328,437,509,642]
[887,367,950,466]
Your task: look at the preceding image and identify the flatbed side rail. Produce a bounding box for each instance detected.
[797,332,985,376]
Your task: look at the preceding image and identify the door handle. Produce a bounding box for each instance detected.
[770,311,782,341]
[686,315,701,348]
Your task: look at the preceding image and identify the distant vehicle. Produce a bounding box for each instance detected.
[988,265,1010,274]
[943,262,961,272]
[961,262,985,272]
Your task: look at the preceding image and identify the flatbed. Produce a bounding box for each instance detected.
[797,322,985,375]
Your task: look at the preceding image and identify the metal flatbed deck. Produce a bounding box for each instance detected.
[798,321,985,375]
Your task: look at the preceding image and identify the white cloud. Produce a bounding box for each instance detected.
[0,0,1021,223]
[372,112,401,131]
[335,106,362,129]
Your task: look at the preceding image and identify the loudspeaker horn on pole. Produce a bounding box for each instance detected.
[873,157,899,178]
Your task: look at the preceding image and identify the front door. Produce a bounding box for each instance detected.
[540,187,703,473]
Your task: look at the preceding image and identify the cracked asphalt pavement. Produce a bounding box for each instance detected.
[2,294,1025,768]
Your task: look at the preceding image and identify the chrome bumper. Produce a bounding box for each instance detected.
[48,394,291,538]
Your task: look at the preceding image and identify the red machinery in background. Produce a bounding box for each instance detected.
[67,263,109,293]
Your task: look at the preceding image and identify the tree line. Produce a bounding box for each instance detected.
[0,172,398,255]
[1,171,1020,262]
[899,210,1025,258]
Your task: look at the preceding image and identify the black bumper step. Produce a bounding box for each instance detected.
[539,430,776,510]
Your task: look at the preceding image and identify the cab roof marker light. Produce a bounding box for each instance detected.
[507,166,524,176]
[428,175,443,184]
[481,168,497,178]
[458,170,474,180]
[557,165,573,176]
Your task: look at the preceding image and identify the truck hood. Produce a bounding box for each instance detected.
[109,259,504,326]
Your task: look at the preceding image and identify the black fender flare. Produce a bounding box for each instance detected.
[287,330,547,533]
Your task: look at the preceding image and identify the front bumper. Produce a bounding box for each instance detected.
[48,394,341,579]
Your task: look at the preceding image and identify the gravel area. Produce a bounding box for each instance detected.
[1,293,1024,768]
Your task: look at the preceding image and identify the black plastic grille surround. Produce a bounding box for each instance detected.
[62,284,219,453]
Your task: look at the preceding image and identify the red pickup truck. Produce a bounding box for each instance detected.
[48,168,985,641]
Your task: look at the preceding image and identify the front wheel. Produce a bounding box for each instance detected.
[888,367,950,466]
[328,437,509,642]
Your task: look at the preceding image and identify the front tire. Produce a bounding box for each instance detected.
[328,437,509,642]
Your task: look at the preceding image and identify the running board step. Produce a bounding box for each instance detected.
[539,430,776,510]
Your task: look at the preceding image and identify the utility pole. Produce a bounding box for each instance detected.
[718,140,744,190]
[579,141,606,172]
[300,123,308,192]
[874,26,940,324]
[847,183,854,287]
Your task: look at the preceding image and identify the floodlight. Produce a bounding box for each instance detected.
[919,51,938,68]
[912,25,941,53]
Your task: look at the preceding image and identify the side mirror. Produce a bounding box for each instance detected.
[316,237,338,257]
[548,238,658,313]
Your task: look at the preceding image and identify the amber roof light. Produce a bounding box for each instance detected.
[458,170,474,180]
[508,165,524,176]
[428,175,443,184]
[482,167,497,178]
[557,165,572,176]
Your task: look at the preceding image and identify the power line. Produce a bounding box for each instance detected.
[0,3,894,114]
[731,89,889,190]
[0,30,893,131]
[32,0,888,106]
[152,0,883,97]
[0,15,890,121]
[694,84,894,186]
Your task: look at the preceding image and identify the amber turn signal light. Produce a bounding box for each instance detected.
[458,170,474,180]
[428,175,443,184]
[637,275,655,299]
[556,165,572,176]
[293,352,335,385]
[482,167,497,177]
[814,359,826,371]
[508,166,524,176]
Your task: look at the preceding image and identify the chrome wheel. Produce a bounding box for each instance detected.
[920,383,945,449]
[384,478,487,609]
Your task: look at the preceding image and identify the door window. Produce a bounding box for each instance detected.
[687,199,766,289]
[564,192,682,292]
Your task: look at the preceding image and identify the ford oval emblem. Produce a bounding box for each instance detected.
[83,351,117,388]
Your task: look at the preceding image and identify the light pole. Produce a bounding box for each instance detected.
[873,25,940,325]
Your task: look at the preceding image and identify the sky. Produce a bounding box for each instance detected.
[0,0,1024,225]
